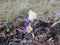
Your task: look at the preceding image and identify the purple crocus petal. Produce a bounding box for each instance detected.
[25,16,30,23]
[24,26,28,33]
[56,13,60,17]
[25,16,35,23]
[4,20,9,24]
[24,26,27,31]
[30,19,34,22]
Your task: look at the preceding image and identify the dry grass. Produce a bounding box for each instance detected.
[0,0,60,23]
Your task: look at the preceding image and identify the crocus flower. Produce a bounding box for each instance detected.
[25,24,33,34]
[56,13,60,17]
[54,13,60,21]
[4,20,9,24]
[55,13,60,21]
[25,16,30,23]
[25,16,34,23]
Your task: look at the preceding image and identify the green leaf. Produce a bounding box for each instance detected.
[57,17,60,21]
[6,25,10,32]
